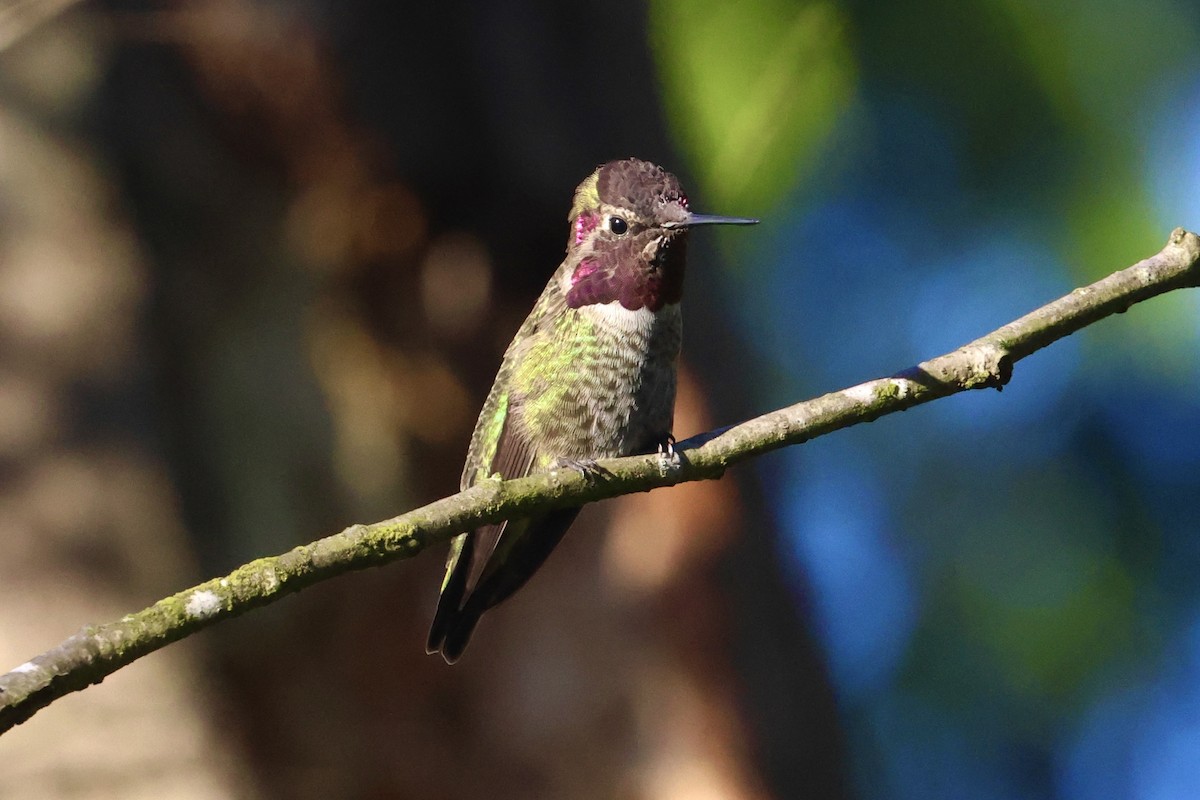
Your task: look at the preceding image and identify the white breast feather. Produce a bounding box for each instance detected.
[582,300,679,334]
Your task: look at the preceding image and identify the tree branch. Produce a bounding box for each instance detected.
[3,227,1198,735]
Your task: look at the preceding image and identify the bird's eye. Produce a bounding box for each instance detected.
[609,216,629,235]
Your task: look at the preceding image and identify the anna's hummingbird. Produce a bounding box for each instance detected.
[427,158,757,663]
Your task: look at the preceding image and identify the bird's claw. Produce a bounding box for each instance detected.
[656,434,680,468]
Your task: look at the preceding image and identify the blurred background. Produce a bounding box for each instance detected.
[1,0,1198,798]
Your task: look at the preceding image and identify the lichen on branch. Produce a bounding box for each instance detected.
[2,228,1198,736]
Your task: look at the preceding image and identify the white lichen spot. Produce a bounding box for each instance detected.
[261,568,279,592]
[11,661,37,674]
[888,379,912,400]
[219,578,230,588]
[845,384,876,405]
[185,589,222,619]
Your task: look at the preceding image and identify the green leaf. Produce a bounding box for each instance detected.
[649,0,856,213]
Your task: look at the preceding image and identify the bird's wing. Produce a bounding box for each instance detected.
[456,271,568,591]
[460,394,538,596]
[427,272,568,658]
[428,383,538,655]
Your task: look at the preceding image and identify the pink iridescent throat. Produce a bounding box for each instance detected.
[565,221,686,313]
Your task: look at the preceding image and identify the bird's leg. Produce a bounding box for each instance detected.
[553,457,612,480]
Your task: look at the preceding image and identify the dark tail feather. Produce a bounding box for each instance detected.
[428,582,508,664]
[438,598,486,664]
[429,581,487,665]
[428,507,581,663]
[477,507,579,608]
[426,542,470,658]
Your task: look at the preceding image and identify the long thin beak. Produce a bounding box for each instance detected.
[664,212,759,229]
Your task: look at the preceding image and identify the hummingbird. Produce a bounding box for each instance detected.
[427,158,757,663]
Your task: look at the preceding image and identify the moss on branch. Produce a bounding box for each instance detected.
[2,228,1198,735]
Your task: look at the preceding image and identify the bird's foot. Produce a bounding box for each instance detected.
[656,434,680,468]
[553,457,612,480]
